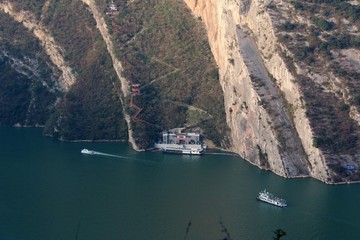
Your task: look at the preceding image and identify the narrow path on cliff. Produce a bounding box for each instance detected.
[129,93,161,128]
[162,100,213,118]
[118,26,147,51]
[141,57,180,88]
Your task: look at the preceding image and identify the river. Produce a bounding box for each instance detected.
[0,127,359,240]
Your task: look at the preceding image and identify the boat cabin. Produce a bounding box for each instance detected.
[160,132,201,145]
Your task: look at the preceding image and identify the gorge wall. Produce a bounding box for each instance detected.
[0,0,228,150]
[0,0,129,141]
[184,0,360,183]
[1,0,359,183]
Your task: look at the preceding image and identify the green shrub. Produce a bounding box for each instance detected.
[291,1,305,10]
[314,18,335,31]
[281,21,297,31]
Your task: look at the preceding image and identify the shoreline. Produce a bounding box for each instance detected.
[4,126,360,185]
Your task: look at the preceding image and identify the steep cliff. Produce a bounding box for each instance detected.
[184,0,360,183]
[90,0,229,149]
[0,0,129,141]
[0,0,228,149]
[1,0,359,183]
[0,5,62,127]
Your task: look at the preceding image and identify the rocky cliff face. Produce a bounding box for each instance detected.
[1,0,359,183]
[184,0,310,179]
[185,0,360,183]
[184,0,360,183]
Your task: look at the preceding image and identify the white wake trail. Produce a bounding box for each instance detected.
[81,149,158,164]
[90,151,139,160]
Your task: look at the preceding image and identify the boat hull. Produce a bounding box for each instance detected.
[163,147,204,155]
[256,197,287,208]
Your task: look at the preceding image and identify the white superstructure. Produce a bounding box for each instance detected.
[155,130,206,155]
[81,149,95,155]
[257,189,287,207]
[163,146,204,155]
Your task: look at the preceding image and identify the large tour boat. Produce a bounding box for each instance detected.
[163,146,204,155]
[154,130,206,155]
[257,189,287,207]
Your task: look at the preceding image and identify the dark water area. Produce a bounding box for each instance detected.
[0,127,359,240]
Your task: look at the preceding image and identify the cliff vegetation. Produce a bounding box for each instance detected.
[0,10,60,126]
[274,0,360,181]
[96,0,229,148]
[0,0,228,148]
[183,0,360,183]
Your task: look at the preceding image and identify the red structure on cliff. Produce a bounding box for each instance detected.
[131,84,141,96]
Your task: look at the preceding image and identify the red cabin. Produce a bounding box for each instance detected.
[131,84,141,95]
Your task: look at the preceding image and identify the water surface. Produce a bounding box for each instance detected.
[0,127,359,240]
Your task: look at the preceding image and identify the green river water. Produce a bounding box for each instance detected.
[0,127,359,240]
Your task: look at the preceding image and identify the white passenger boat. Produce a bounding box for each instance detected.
[154,130,205,155]
[81,149,95,155]
[257,189,287,207]
[163,146,204,155]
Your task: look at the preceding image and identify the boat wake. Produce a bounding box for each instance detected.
[90,151,120,158]
[83,149,136,159]
[81,149,157,163]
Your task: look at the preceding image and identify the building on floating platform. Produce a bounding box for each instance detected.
[154,130,206,155]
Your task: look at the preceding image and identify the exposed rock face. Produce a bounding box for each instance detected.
[1,0,358,183]
[0,0,129,142]
[184,0,360,183]
[0,1,75,91]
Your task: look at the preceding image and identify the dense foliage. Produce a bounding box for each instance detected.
[0,56,31,125]
[0,12,60,126]
[1,0,228,147]
[12,0,46,20]
[1,0,128,140]
[40,0,128,140]
[98,0,229,148]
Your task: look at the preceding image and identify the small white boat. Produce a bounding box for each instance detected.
[81,149,95,155]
